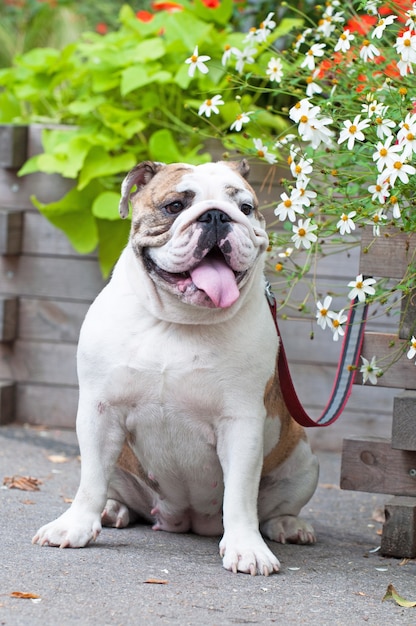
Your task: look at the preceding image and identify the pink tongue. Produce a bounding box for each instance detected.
[190,257,240,308]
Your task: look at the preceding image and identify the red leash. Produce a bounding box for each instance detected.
[265,282,369,428]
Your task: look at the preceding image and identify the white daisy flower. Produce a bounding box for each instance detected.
[291,218,318,249]
[198,95,224,118]
[338,115,370,150]
[316,296,335,330]
[266,57,283,83]
[347,274,376,303]
[371,15,397,39]
[337,211,356,235]
[334,29,354,53]
[380,156,416,187]
[274,191,304,222]
[253,138,277,164]
[229,111,252,132]
[300,43,326,71]
[185,46,211,77]
[360,356,382,385]
[359,39,380,61]
[407,336,416,361]
[329,309,348,342]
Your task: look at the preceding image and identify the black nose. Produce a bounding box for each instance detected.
[197,210,231,225]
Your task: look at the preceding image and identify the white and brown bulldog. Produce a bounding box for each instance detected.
[33,160,319,575]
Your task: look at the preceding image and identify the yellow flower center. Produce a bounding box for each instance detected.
[407,132,415,141]
[349,124,357,134]
[379,148,387,157]
[341,214,348,221]
[363,39,370,46]
[356,281,363,289]
[284,199,292,207]
[321,308,328,316]
[298,228,306,237]
[191,55,198,63]
[300,115,309,123]
[333,319,340,328]
[206,99,212,106]
[373,215,380,223]
[404,39,411,47]
[394,161,403,170]
[390,195,398,204]
[295,164,302,173]
[340,33,347,40]
[257,150,265,158]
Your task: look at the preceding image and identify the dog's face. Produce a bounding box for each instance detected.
[119,160,269,309]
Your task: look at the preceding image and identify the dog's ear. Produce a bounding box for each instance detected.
[227,159,250,180]
[119,161,165,218]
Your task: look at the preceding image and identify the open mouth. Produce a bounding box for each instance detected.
[143,247,247,308]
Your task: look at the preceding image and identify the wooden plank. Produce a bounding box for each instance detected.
[399,289,416,340]
[0,255,104,301]
[0,169,74,210]
[381,497,416,558]
[0,381,16,425]
[359,332,416,389]
[15,383,78,428]
[392,392,416,451]
[21,211,101,258]
[0,210,23,255]
[359,226,415,279]
[340,436,416,496]
[18,298,89,342]
[0,125,28,169]
[0,297,19,342]
[0,340,77,385]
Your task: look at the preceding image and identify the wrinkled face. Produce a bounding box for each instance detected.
[124,161,269,309]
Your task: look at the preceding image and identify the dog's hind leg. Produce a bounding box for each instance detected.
[258,439,319,545]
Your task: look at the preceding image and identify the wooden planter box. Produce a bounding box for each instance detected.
[340,226,416,557]
[0,125,105,426]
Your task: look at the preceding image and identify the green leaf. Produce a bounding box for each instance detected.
[78,147,136,190]
[121,66,172,96]
[383,584,416,608]
[148,129,210,164]
[92,191,121,221]
[96,218,130,277]
[135,38,166,62]
[31,184,101,254]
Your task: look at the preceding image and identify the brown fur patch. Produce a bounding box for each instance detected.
[262,357,306,476]
[130,165,194,249]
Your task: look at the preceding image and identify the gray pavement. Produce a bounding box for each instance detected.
[1,424,415,625]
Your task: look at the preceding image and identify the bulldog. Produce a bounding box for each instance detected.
[33,160,319,575]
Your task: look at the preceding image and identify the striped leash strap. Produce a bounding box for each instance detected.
[265,282,369,428]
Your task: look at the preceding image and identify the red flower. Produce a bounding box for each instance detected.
[136,10,154,22]
[201,0,221,7]
[152,1,184,11]
[346,14,376,35]
[96,22,108,35]
[379,0,413,22]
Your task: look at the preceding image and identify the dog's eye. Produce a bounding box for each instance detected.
[165,201,184,215]
[240,203,254,216]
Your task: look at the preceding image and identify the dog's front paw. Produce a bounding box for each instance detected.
[219,531,280,576]
[32,509,102,548]
[261,515,316,545]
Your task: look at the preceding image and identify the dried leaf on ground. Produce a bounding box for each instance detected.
[372,506,385,523]
[3,476,42,491]
[10,591,41,599]
[47,454,69,464]
[382,583,416,608]
[144,578,168,585]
